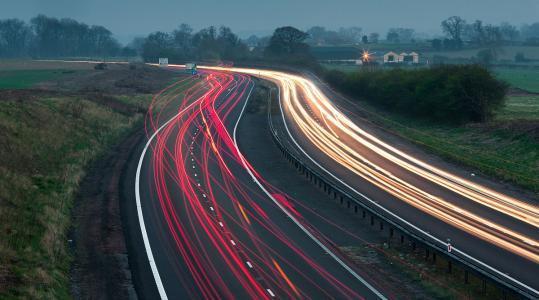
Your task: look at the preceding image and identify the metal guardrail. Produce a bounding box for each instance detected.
[265,92,538,299]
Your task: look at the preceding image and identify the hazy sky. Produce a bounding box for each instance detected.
[2,0,538,42]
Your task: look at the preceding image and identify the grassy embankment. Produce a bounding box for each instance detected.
[0,63,192,299]
[324,66,538,192]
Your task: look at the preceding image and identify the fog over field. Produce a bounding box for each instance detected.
[2,0,538,41]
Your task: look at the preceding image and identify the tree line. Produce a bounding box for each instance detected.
[0,15,131,58]
[138,24,249,63]
[434,16,539,50]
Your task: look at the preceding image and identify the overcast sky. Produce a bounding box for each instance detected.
[2,0,538,43]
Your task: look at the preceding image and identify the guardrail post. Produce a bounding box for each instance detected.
[464,270,469,284]
[370,215,374,226]
[432,252,436,263]
[481,279,486,295]
[425,249,430,260]
[447,260,452,273]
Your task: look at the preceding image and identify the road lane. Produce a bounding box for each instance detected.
[135,70,385,299]
[193,66,538,296]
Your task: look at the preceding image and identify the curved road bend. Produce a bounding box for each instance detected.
[135,69,385,299]
[197,66,538,297]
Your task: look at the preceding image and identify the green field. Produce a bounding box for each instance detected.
[0,70,71,89]
[344,97,538,191]
[498,95,539,120]
[423,46,539,61]
[495,67,539,93]
[0,65,191,299]
[320,63,361,73]
[0,95,140,299]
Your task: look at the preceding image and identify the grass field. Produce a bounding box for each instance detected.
[498,95,539,120]
[0,95,140,299]
[342,95,538,191]
[320,63,361,73]
[495,67,539,93]
[0,70,72,89]
[0,64,192,299]
[423,46,539,61]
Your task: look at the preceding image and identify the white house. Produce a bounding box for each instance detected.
[383,51,399,63]
[409,52,420,64]
[384,51,420,64]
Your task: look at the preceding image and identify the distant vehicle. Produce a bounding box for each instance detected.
[158,58,169,67]
[185,62,197,75]
[94,63,107,70]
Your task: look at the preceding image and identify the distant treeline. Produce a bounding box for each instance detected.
[324,65,508,124]
[139,24,249,63]
[138,24,319,68]
[0,15,132,58]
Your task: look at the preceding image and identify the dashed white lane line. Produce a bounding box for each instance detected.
[231,80,387,299]
[266,289,275,297]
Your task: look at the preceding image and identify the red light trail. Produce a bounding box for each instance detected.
[140,69,384,299]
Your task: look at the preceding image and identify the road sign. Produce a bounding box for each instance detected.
[185,62,197,75]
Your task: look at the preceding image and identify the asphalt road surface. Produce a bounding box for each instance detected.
[134,69,386,299]
[130,65,538,299]
[236,67,539,296]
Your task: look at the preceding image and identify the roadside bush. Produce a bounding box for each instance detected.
[325,65,508,124]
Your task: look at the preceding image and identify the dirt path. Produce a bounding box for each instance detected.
[70,129,144,299]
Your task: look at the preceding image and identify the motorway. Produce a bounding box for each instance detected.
[135,69,386,299]
[212,67,539,295]
[134,65,538,298]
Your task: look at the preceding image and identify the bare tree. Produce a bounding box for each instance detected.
[441,16,466,47]
[368,32,379,43]
[499,22,519,44]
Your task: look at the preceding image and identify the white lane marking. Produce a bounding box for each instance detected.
[210,206,214,211]
[230,240,236,246]
[246,261,253,268]
[231,81,387,299]
[135,95,206,300]
[276,75,539,297]
[219,222,224,227]
[266,289,275,297]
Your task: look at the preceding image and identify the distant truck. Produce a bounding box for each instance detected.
[158,58,168,67]
[185,62,197,75]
